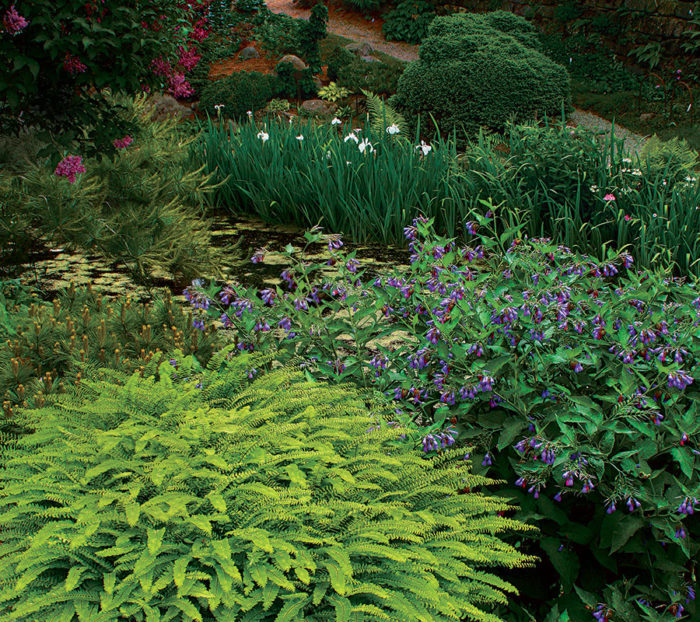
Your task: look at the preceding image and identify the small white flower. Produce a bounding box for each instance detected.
[652,213,657,218]
[214,104,225,111]
[622,158,632,164]
[331,117,342,126]
[662,179,667,186]
[590,185,599,193]
[326,150,332,159]
[358,138,374,153]
[632,169,642,176]
[344,133,359,143]
[569,57,572,63]
[296,134,304,141]
[386,123,400,135]
[685,176,697,183]
[416,140,432,156]
[247,110,253,117]
[346,160,351,165]
[257,131,269,142]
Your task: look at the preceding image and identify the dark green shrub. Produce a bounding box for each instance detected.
[0,281,223,418]
[200,71,279,119]
[337,57,405,97]
[382,0,437,44]
[393,13,570,137]
[274,62,318,99]
[325,45,355,82]
[254,12,303,57]
[297,3,328,73]
[0,350,534,620]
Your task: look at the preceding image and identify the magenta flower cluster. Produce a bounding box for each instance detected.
[113,135,133,150]
[2,5,28,34]
[63,52,87,75]
[54,155,86,183]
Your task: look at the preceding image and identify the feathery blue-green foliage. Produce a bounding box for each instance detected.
[0,350,535,621]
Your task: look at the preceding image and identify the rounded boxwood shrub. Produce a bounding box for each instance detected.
[393,12,570,137]
[0,350,534,621]
[200,71,279,119]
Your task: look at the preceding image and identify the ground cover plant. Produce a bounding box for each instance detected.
[392,11,570,138]
[0,349,535,621]
[0,280,223,420]
[1,93,230,284]
[184,216,699,619]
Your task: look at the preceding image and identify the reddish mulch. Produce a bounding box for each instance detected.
[208,43,279,80]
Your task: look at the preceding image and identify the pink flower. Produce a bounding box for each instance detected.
[604,193,616,202]
[63,52,87,74]
[624,214,631,221]
[168,73,193,99]
[151,56,172,78]
[2,5,28,34]
[54,155,86,183]
[113,135,133,150]
[177,45,201,72]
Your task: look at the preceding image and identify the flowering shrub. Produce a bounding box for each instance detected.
[53,155,86,183]
[0,0,210,147]
[186,214,699,619]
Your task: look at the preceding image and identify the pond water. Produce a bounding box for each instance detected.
[3,212,413,301]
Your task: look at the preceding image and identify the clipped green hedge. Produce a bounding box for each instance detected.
[393,11,570,137]
[0,349,534,621]
[200,71,280,119]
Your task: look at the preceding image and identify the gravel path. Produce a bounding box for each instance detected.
[267,0,649,151]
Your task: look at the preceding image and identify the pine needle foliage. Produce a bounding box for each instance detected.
[3,93,233,284]
[0,352,535,621]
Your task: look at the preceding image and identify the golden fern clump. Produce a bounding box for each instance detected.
[362,89,408,136]
[0,351,535,621]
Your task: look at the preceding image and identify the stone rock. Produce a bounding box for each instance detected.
[300,99,335,117]
[639,112,655,121]
[360,55,381,63]
[345,41,374,57]
[149,93,192,121]
[239,46,260,60]
[277,54,307,72]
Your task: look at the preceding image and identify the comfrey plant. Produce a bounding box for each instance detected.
[186,211,699,620]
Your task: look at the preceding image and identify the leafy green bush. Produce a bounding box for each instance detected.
[186,218,700,620]
[0,281,223,418]
[639,135,699,184]
[200,71,279,119]
[0,349,534,620]
[3,94,229,283]
[393,12,570,137]
[297,3,328,74]
[274,62,318,100]
[382,0,437,44]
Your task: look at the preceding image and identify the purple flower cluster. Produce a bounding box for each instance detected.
[54,155,86,183]
[113,135,133,150]
[63,52,87,74]
[421,426,457,452]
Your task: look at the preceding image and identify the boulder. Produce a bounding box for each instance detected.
[149,93,192,121]
[239,46,260,60]
[345,41,374,57]
[300,99,335,118]
[277,54,307,72]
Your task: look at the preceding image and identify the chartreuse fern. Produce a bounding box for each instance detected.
[0,349,535,621]
[362,89,407,136]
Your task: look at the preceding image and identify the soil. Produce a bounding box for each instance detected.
[208,43,279,80]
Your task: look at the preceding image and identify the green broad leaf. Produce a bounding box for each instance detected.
[671,447,695,479]
[540,537,580,592]
[170,597,203,621]
[125,502,140,527]
[610,515,644,553]
[574,585,598,608]
[147,528,165,555]
[497,418,525,451]
[173,557,190,588]
[65,566,87,592]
